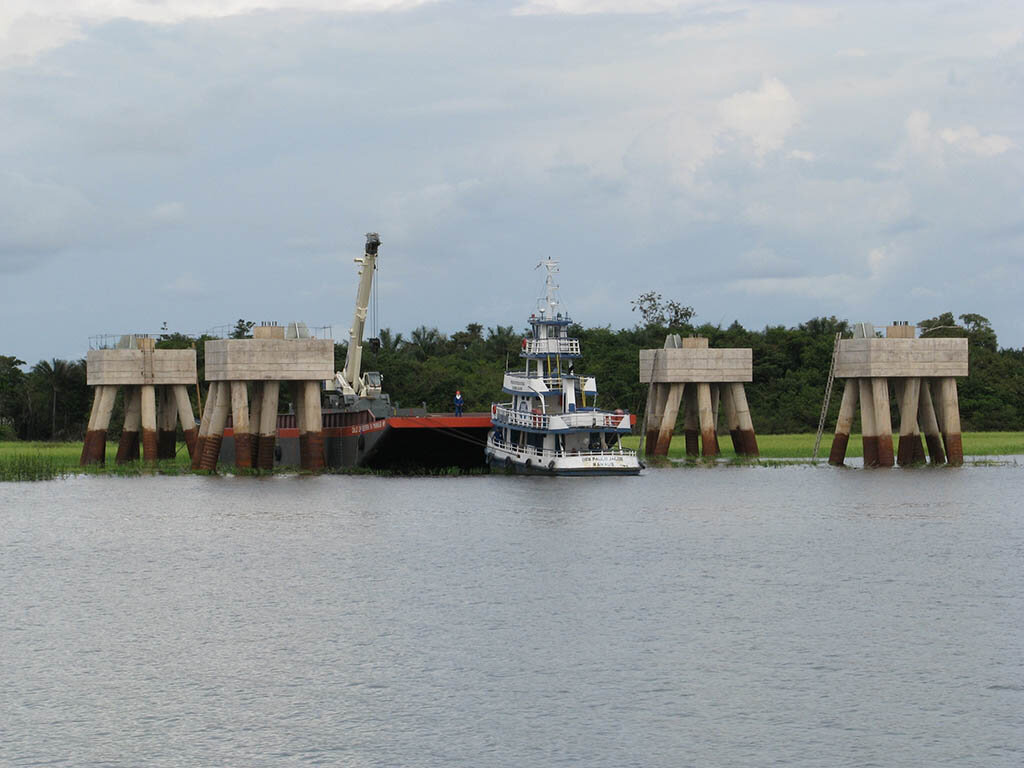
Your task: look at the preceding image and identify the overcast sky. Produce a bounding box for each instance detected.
[2,0,1022,364]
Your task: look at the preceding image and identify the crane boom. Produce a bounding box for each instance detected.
[336,232,381,398]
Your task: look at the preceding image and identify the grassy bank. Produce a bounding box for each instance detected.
[621,432,1024,459]
[3,432,1022,481]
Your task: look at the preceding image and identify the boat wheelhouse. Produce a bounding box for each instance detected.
[484,258,641,476]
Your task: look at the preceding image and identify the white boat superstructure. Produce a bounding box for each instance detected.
[484,258,641,476]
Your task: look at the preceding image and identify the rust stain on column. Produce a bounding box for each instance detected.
[683,384,699,457]
[303,380,325,471]
[230,381,252,469]
[730,383,758,458]
[257,381,280,470]
[192,382,217,470]
[116,386,141,464]
[896,378,921,467]
[141,384,158,463]
[940,377,964,466]
[643,383,663,457]
[858,379,878,467]
[654,383,683,456]
[828,379,858,466]
[697,383,718,457]
[871,378,894,468]
[918,379,945,465]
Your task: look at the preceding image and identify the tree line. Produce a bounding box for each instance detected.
[2,306,1022,441]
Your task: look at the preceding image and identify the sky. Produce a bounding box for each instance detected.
[1,0,1022,364]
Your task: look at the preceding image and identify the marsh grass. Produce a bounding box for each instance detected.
[3,432,1021,480]
[623,431,1024,460]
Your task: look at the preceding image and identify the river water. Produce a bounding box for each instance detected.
[2,465,1022,767]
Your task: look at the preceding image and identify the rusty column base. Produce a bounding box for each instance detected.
[198,435,222,471]
[306,432,325,471]
[738,429,758,457]
[81,430,108,466]
[182,428,198,461]
[877,436,895,468]
[116,431,140,464]
[157,429,177,460]
[728,428,742,455]
[142,429,159,463]
[925,433,946,465]
[250,434,260,468]
[896,435,915,466]
[700,428,719,458]
[912,435,926,464]
[257,435,276,470]
[862,436,879,467]
[653,432,673,456]
[945,433,964,466]
[684,429,699,457]
[299,433,310,470]
[644,429,659,457]
[191,436,206,470]
[828,433,850,466]
[234,432,253,469]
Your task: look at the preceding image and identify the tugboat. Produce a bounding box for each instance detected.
[484,258,641,476]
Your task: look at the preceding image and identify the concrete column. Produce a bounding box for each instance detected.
[682,384,700,457]
[871,378,894,467]
[939,377,964,466]
[82,385,118,465]
[157,387,177,460]
[858,379,878,467]
[730,383,758,457]
[173,385,198,460]
[199,381,230,471]
[116,387,141,464]
[139,384,158,462]
[828,378,858,466]
[896,378,922,466]
[249,382,263,469]
[191,382,218,470]
[917,379,945,465]
[697,382,718,458]
[257,381,280,471]
[303,380,325,471]
[643,383,665,458]
[230,380,253,468]
[291,382,307,469]
[653,383,684,456]
[709,385,721,455]
[720,382,742,455]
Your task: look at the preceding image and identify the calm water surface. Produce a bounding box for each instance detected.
[2,466,1022,767]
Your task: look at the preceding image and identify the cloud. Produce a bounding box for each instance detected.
[0,0,442,66]
[0,171,95,270]
[904,109,1014,165]
[718,77,800,158]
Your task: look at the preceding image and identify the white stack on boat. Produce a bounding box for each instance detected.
[484,258,641,476]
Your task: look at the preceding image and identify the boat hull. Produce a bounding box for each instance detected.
[484,441,642,477]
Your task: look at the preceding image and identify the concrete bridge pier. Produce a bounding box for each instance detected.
[654,383,683,456]
[81,385,117,465]
[140,384,158,463]
[731,382,758,456]
[303,380,325,471]
[173,385,198,459]
[858,379,879,467]
[828,379,859,466]
[157,387,177,460]
[918,381,945,464]
[116,387,142,464]
[697,383,718,457]
[896,379,923,466]
[199,383,230,471]
[938,377,964,466]
[249,382,263,468]
[682,385,699,456]
[192,382,217,470]
[871,378,895,467]
[231,381,253,469]
[257,382,280,471]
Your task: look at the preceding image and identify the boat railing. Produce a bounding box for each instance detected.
[488,433,636,460]
[492,404,630,431]
[521,338,581,357]
[493,404,550,430]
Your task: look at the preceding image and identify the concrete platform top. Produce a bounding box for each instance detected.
[87,349,197,386]
[639,347,753,383]
[834,337,968,379]
[205,338,334,381]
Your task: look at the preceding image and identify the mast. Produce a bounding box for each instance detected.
[338,232,380,397]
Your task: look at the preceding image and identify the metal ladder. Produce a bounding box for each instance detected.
[812,332,843,461]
